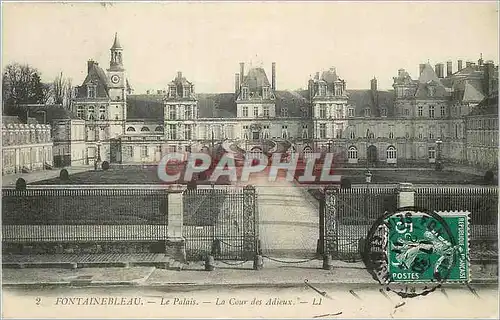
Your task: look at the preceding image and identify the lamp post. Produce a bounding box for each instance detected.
[435,139,443,170]
[364,169,372,219]
[327,139,333,153]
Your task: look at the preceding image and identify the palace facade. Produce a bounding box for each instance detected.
[68,34,498,170]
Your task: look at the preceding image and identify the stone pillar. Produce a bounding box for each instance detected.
[397,182,415,208]
[167,191,186,262]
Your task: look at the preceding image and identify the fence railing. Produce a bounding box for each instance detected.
[414,186,498,240]
[2,187,170,242]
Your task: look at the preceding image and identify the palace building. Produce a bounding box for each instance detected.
[68,34,498,171]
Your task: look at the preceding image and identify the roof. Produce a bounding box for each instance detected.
[275,90,309,117]
[240,67,271,94]
[462,81,485,103]
[111,33,122,49]
[469,93,498,116]
[347,90,395,117]
[126,95,164,120]
[15,105,80,124]
[320,68,339,83]
[75,61,110,99]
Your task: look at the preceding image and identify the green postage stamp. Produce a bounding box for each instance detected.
[386,211,470,283]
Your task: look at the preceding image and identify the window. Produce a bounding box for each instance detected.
[183,86,190,98]
[336,106,343,118]
[319,124,326,139]
[319,84,326,96]
[418,127,423,139]
[381,108,387,117]
[253,106,259,117]
[389,125,394,139]
[184,124,192,140]
[242,87,249,100]
[243,126,249,140]
[169,86,177,97]
[418,106,423,117]
[169,124,177,140]
[263,87,269,99]
[303,147,313,159]
[281,108,288,117]
[349,129,356,139]
[156,145,162,153]
[387,146,397,159]
[319,104,326,118]
[405,132,410,139]
[141,127,150,132]
[404,109,409,116]
[87,85,96,98]
[364,108,371,117]
[155,126,163,132]
[263,106,270,117]
[282,125,289,139]
[302,125,308,139]
[429,129,435,139]
[127,127,136,132]
[242,106,249,117]
[169,105,177,120]
[77,106,84,119]
[348,108,354,117]
[125,146,133,157]
[348,146,358,162]
[141,146,149,158]
[455,124,459,138]
[336,128,342,139]
[99,113,106,120]
[185,106,192,119]
[263,125,270,139]
[429,106,435,118]
[428,147,436,159]
[440,106,446,117]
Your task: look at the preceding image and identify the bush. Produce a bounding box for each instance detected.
[59,169,69,181]
[102,161,110,171]
[15,178,27,190]
[484,170,496,184]
[340,177,352,189]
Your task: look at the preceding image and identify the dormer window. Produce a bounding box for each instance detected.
[381,108,387,117]
[242,87,249,100]
[319,84,326,96]
[263,86,270,99]
[87,85,96,98]
[281,108,288,117]
[301,108,308,118]
[364,108,371,117]
[184,86,190,98]
[348,108,354,117]
[169,86,177,97]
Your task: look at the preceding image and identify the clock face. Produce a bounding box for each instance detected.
[111,75,120,84]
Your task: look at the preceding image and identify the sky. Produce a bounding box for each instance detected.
[2,2,499,94]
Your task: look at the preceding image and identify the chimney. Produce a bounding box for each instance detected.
[370,77,377,92]
[446,61,452,77]
[271,62,276,90]
[478,53,484,66]
[458,60,463,71]
[315,72,320,80]
[87,60,94,73]
[466,61,472,68]
[235,73,240,94]
[177,71,182,79]
[435,63,444,78]
[484,61,495,96]
[239,63,244,87]
[419,63,426,75]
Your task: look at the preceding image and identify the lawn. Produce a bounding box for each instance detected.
[32,165,489,185]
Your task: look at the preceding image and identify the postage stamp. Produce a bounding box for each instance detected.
[386,211,470,284]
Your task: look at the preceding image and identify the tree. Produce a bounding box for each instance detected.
[53,72,73,109]
[2,63,49,121]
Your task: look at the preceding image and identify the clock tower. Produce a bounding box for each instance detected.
[107,32,126,101]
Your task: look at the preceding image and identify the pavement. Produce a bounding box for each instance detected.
[2,165,94,187]
[2,258,497,288]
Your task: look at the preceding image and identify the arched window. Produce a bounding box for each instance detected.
[99,113,106,120]
[126,127,136,132]
[387,146,397,163]
[348,146,358,160]
[141,127,150,132]
[155,126,164,132]
[303,146,313,160]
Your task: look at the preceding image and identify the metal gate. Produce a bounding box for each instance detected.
[183,185,259,261]
[321,186,398,261]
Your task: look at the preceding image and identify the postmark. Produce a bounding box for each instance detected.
[362,207,470,298]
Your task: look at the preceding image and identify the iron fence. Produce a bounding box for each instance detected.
[183,186,258,261]
[414,186,498,240]
[2,187,170,242]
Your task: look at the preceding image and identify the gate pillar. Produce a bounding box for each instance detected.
[243,185,258,261]
[323,187,339,259]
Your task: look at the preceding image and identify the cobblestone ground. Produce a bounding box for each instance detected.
[250,173,319,258]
